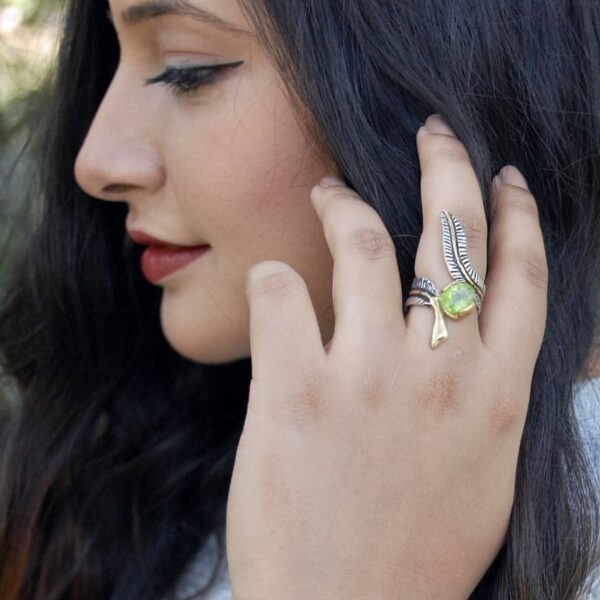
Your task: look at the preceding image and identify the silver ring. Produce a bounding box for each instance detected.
[404,210,486,349]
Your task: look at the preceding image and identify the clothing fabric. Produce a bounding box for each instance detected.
[164,377,600,600]
[574,376,600,599]
[165,527,230,600]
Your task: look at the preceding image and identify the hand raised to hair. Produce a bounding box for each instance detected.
[226,114,547,600]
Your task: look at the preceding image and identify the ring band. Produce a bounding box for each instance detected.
[404,210,486,349]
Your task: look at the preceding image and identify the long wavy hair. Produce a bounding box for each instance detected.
[1,0,599,598]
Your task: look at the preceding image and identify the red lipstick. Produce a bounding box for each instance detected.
[127,229,210,284]
[141,245,210,283]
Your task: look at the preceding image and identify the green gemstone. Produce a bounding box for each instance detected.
[439,282,477,318]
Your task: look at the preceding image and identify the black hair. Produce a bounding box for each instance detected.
[1,0,599,598]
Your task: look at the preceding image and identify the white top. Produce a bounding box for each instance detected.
[163,377,600,600]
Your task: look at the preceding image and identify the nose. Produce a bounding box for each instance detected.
[74,68,166,201]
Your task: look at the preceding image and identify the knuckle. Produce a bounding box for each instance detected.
[497,186,540,219]
[358,360,394,413]
[515,248,549,290]
[320,186,361,203]
[346,226,396,260]
[286,385,324,427]
[252,269,302,299]
[422,133,471,165]
[286,371,333,427]
[249,370,331,428]
[486,386,525,437]
[323,189,349,203]
[419,363,467,420]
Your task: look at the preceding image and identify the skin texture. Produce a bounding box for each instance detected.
[74,0,600,376]
[72,1,591,597]
[74,0,337,364]
[226,117,548,599]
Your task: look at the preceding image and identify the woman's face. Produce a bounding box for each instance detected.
[75,0,337,364]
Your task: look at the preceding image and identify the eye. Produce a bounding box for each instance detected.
[144,61,244,96]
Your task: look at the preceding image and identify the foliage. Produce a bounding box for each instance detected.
[0,0,63,424]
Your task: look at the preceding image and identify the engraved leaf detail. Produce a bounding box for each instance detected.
[412,276,439,297]
[440,211,485,299]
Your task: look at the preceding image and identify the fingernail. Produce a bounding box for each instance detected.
[320,176,345,187]
[498,165,529,190]
[424,114,456,136]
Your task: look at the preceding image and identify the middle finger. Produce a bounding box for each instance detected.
[406,114,489,350]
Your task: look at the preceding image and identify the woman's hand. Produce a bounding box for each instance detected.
[226,114,548,600]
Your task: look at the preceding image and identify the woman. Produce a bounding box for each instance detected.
[0,0,599,598]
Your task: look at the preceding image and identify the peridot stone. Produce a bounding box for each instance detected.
[439,282,477,318]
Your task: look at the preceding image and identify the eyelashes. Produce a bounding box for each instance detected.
[144,60,244,96]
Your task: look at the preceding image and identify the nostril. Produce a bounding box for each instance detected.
[103,184,132,194]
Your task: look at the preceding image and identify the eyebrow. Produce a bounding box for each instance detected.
[111,0,253,37]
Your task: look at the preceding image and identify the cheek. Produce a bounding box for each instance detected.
[159,72,335,364]
[171,74,330,264]
[171,70,319,214]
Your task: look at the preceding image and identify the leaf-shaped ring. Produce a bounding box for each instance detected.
[404,210,486,349]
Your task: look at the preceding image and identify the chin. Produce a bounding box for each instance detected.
[159,301,251,365]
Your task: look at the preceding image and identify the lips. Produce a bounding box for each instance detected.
[140,244,210,284]
[127,229,207,248]
[126,228,210,283]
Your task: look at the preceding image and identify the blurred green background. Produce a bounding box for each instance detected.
[1,0,61,275]
[0,0,62,423]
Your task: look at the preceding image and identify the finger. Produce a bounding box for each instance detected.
[406,114,488,349]
[310,178,405,363]
[478,166,547,378]
[246,260,326,384]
